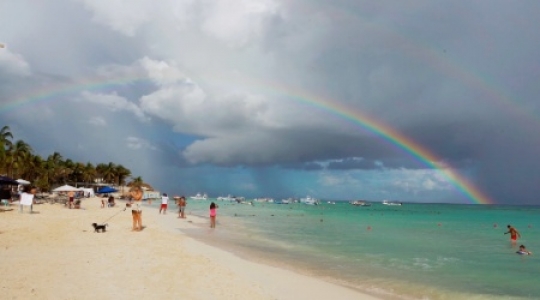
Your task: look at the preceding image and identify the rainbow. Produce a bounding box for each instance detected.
[292,91,493,205]
[0,76,150,115]
[0,74,494,204]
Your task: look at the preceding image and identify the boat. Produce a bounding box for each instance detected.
[382,200,402,206]
[279,198,291,204]
[300,196,319,205]
[327,201,336,205]
[217,195,239,202]
[190,193,208,200]
[350,200,371,206]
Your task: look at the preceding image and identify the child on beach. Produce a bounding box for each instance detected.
[209,202,218,228]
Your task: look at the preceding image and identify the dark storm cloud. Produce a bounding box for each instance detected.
[2,0,540,203]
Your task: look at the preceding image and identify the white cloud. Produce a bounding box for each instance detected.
[391,169,452,193]
[200,0,281,46]
[0,48,31,76]
[79,91,148,121]
[79,0,155,36]
[318,172,361,187]
[88,116,107,126]
[126,136,157,150]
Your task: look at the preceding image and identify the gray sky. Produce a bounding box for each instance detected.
[1,0,539,204]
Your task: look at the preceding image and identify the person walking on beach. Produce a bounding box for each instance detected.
[209,202,218,228]
[159,193,169,214]
[178,196,186,219]
[505,225,521,243]
[130,187,144,231]
[67,190,75,209]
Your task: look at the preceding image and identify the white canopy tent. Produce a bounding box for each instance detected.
[16,179,31,185]
[79,188,95,198]
[52,185,82,192]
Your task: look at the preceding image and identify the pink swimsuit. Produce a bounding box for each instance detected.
[210,208,216,217]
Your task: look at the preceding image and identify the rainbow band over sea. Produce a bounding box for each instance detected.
[296,95,493,205]
[0,76,493,205]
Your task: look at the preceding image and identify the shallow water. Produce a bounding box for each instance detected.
[180,200,540,300]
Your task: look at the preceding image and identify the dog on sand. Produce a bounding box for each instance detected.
[92,223,108,233]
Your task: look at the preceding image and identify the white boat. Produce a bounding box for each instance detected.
[300,196,319,205]
[190,193,208,200]
[382,200,402,206]
[279,198,291,204]
[350,200,371,206]
[327,201,336,205]
[217,194,238,201]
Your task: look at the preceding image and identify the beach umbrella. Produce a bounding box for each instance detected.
[0,175,18,185]
[97,186,118,194]
[16,179,31,185]
[52,185,82,192]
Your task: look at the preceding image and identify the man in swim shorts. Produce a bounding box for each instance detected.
[505,225,521,243]
[159,193,169,214]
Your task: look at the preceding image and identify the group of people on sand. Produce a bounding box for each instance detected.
[505,225,532,255]
[127,187,219,231]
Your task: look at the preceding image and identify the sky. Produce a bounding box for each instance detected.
[1,0,540,204]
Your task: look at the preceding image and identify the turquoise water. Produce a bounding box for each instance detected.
[181,200,540,299]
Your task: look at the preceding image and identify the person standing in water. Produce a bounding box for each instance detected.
[129,187,144,231]
[505,225,521,243]
[177,196,186,219]
[209,202,218,228]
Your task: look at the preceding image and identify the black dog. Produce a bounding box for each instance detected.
[92,223,108,233]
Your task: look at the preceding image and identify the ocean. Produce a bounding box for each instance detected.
[175,200,540,300]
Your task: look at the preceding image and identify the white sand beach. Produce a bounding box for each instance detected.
[0,197,383,300]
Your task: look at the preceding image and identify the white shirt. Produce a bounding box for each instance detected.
[161,196,169,205]
[20,192,34,206]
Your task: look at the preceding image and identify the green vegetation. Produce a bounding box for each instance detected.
[0,125,143,191]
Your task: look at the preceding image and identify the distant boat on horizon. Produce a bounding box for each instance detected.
[350,200,371,206]
[300,196,319,205]
[382,200,402,206]
[190,193,208,200]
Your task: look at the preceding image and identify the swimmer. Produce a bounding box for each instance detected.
[516,245,532,255]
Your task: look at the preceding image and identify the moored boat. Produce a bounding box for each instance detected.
[350,200,371,206]
[300,196,319,205]
[382,200,402,206]
[190,193,208,200]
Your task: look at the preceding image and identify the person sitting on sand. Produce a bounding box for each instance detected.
[129,187,143,231]
[108,196,115,207]
[517,245,532,255]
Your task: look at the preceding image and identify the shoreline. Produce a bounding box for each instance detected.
[0,196,383,300]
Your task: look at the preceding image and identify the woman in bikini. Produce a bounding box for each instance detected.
[130,187,144,231]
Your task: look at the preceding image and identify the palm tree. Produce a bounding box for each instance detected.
[114,164,131,186]
[129,176,144,188]
[6,140,33,178]
[81,162,97,185]
[0,125,13,174]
